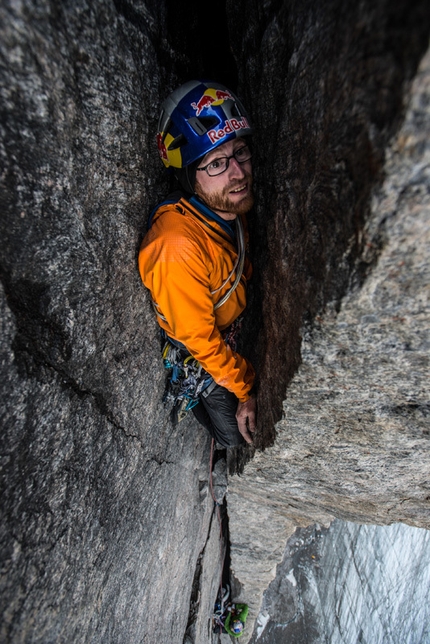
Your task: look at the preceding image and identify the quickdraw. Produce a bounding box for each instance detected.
[162,341,213,424]
[161,316,243,424]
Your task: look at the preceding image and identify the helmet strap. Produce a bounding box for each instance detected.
[174,160,199,194]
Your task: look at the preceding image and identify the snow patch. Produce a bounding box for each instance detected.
[256,610,270,639]
[286,569,297,587]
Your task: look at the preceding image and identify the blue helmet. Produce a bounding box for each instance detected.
[157,80,253,170]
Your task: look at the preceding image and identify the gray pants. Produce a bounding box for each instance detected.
[162,330,245,448]
[191,383,245,448]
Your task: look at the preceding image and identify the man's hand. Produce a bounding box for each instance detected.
[236,395,257,444]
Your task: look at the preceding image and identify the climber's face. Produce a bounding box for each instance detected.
[194,139,254,221]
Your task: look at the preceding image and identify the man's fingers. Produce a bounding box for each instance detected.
[237,421,253,444]
[236,396,257,443]
[245,410,256,439]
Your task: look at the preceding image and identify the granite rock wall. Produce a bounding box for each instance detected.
[249,520,430,644]
[230,0,430,451]
[1,2,218,642]
[1,1,429,643]
[228,44,430,642]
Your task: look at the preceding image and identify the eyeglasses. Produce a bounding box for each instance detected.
[196,145,252,177]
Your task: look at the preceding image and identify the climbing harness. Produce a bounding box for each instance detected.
[161,315,243,423]
[162,338,214,424]
[212,585,231,633]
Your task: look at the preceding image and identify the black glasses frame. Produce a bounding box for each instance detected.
[196,145,252,177]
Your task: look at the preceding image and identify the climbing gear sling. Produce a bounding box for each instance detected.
[161,315,243,424]
[162,335,214,424]
[149,194,246,324]
[147,192,247,422]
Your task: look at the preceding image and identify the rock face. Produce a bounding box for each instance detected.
[249,520,430,644]
[228,43,430,641]
[1,1,429,643]
[231,0,430,450]
[0,2,219,643]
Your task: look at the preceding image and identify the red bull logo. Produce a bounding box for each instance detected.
[156,133,168,160]
[191,88,234,115]
[207,116,250,143]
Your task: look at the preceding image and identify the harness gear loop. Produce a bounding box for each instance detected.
[161,316,243,423]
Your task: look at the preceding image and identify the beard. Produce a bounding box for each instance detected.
[195,173,254,217]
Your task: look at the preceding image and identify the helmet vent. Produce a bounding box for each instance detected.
[168,134,187,150]
[188,116,218,135]
[230,103,242,118]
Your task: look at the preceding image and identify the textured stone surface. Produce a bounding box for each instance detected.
[249,520,430,644]
[1,0,430,642]
[1,268,215,643]
[184,504,225,644]
[0,2,218,642]
[228,42,430,643]
[229,0,430,450]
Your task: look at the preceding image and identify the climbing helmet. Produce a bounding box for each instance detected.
[156,80,253,170]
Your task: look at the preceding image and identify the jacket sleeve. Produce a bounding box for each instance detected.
[141,223,254,402]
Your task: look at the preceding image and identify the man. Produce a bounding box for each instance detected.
[138,80,256,448]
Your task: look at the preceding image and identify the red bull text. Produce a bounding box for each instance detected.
[207,116,250,143]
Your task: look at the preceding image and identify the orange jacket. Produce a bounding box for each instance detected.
[138,196,255,402]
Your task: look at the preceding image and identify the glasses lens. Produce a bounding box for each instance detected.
[204,145,251,176]
[234,145,251,163]
[207,158,228,176]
